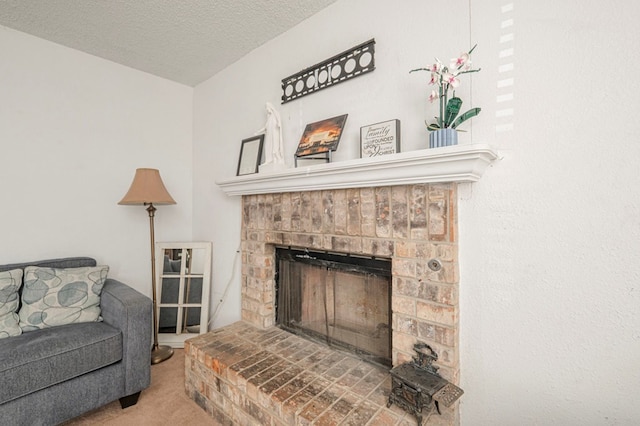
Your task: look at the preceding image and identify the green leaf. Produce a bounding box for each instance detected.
[451,107,481,129]
[426,118,441,131]
[444,97,462,127]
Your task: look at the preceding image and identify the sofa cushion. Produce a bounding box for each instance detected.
[0,321,122,404]
[19,265,109,331]
[0,269,23,339]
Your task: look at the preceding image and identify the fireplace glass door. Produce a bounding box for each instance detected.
[276,247,391,367]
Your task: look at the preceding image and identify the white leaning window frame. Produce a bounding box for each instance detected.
[154,241,212,348]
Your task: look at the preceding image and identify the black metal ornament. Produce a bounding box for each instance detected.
[281,39,375,104]
[387,343,464,425]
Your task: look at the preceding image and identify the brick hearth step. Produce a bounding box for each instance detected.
[185,321,454,425]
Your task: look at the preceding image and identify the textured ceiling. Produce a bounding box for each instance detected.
[0,0,337,86]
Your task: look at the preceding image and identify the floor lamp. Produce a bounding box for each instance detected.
[119,168,176,365]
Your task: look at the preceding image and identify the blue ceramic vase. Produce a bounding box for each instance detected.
[429,128,458,148]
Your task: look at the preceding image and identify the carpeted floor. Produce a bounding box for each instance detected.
[62,349,214,425]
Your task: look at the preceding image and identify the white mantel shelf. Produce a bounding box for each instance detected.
[216,144,498,196]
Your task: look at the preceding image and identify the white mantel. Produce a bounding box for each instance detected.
[216,144,498,196]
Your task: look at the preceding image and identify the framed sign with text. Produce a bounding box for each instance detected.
[360,119,401,158]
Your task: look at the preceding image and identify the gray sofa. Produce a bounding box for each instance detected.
[0,257,152,426]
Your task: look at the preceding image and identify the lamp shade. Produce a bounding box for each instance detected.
[118,168,176,205]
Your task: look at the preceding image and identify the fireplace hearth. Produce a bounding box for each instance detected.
[189,182,463,425]
[235,183,460,425]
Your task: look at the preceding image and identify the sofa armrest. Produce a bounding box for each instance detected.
[100,278,152,396]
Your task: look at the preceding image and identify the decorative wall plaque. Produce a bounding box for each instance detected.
[281,39,375,104]
[360,119,401,158]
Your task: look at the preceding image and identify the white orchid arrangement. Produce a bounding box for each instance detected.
[411,45,481,131]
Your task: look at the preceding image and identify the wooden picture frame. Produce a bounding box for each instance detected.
[360,119,401,158]
[295,114,348,158]
[236,135,264,176]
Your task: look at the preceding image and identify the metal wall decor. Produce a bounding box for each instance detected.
[281,39,375,104]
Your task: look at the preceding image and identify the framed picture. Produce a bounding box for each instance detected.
[295,114,348,158]
[360,119,401,157]
[236,135,264,176]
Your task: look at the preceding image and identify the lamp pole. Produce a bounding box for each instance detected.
[147,203,174,364]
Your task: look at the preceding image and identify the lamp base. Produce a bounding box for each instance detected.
[151,345,174,365]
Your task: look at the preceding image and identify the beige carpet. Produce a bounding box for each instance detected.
[63,349,214,425]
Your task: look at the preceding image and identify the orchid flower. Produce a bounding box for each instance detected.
[442,72,460,89]
[410,44,481,131]
[450,52,469,70]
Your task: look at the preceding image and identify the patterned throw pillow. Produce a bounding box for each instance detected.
[19,265,109,332]
[0,269,23,339]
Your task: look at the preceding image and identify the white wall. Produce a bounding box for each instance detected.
[460,1,640,424]
[0,25,193,297]
[193,0,640,424]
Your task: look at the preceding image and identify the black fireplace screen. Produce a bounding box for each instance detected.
[275,247,392,367]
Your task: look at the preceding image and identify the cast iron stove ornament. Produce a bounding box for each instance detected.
[387,343,464,425]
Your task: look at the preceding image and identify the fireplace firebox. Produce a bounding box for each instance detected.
[275,247,392,367]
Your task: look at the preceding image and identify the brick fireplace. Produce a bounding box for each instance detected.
[240,183,460,378]
[186,145,497,425]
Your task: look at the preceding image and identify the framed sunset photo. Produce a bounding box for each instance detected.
[295,114,348,158]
